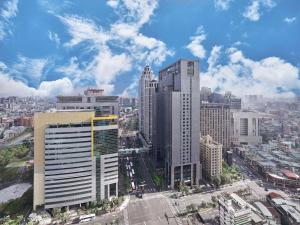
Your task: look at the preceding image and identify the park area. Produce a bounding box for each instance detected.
[0,144,33,224]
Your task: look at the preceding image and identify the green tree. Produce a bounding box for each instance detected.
[212,176,221,188]
[186,203,196,212]
[200,201,207,208]
[59,212,69,224]
[220,174,230,185]
[52,207,61,218]
[193,185,202,194]
[153,175,162,189]
[211,196,217,203]
[179,181,189,196]
[1,215,23,225]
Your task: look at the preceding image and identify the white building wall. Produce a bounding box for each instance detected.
[231,111,262,145]
[139,66,157,144]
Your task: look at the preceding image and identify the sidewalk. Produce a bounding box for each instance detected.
[118,195,130,211]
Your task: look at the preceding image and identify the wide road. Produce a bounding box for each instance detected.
[90,193,181,225]
[86,179,290,224]
[165,179,289,213]
[137,154,156,193]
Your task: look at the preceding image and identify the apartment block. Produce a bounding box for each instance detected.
[200,102,230,151]
[33,111,118,210]
[200,135,222,180]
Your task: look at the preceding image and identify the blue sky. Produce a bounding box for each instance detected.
[0,0,299,97]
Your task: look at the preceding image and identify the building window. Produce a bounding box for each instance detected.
[105,185,108,199]
[109,183,116,196]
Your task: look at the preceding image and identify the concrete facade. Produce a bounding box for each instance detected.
[56,89,118,116]
[219,193,252,225]
[231,111,262,145]
[153,59,201,188]
[34,111,118,210]
[200,102,230,151]
[138,66,157,144]
[200,135,222,180]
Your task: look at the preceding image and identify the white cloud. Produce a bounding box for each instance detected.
[57,0,173,95]
[201,47,300,98]
[0,71,36,97]
[58,15,110,48]
[56,57,87,85]
[243,0,276,22]
[0,62,75,97]
[37,77,75,96]
[1,0,172,97]
[12,56,48,84]
[214,0,233,11]
[116,0,159,27]
[0,0,18,40]
[186,26,206,59]
[48,31,60,46]
[243,1,260,21]
[207,45,222,70]
[38,0,73,14]
[87,47,132,93]
[107,0,119,9]
[284,17,296,24]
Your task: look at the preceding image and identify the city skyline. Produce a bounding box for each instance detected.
[0,0,300,98]
[1,1,300,224]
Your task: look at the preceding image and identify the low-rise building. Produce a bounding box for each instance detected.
[56,88,118,116]
[219,193,252,225]
[267,193,300,225]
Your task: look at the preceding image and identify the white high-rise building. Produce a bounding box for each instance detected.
[231,111,262,145]
[138,66,157,144]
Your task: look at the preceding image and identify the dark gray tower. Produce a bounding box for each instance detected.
[153,59,201,188]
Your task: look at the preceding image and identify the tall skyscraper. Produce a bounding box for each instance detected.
[33,111,118,210]
[56,88,118,115]
[138,66,158,145]
[153,59,201,188]
[200,135,222,180]
[200,102,230,152]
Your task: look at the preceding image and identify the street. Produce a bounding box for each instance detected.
[164,178,289,214]
[137,155,157,193]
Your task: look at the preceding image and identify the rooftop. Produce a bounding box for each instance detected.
[281,205,300,222]
[254,202,273,218]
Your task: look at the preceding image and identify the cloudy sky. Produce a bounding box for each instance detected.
[0,0,299,97]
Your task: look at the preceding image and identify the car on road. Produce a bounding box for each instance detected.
[264,187,268,191]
